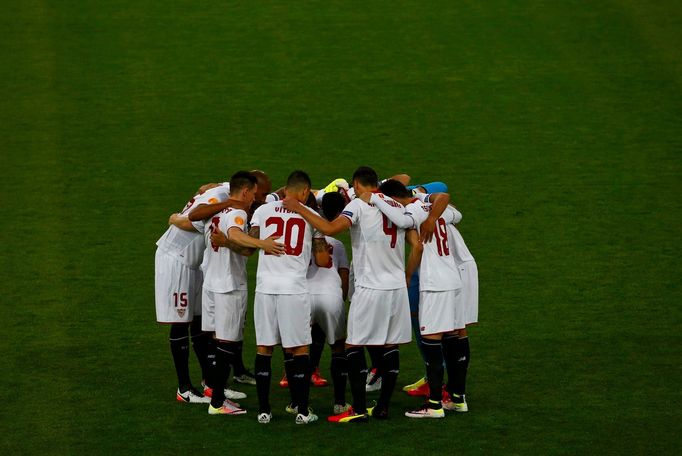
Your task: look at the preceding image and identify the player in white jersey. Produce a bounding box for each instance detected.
[305,192,351,414]
[197,171,285,415]
[283,166,412,423]
[156,180,241,404]
[176,171,279,388]
[374,181,476,412]
[250,170,330,425]
[365,180,465,418]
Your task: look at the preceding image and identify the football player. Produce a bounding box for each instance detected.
[249,170,331,425]
[364,180,463,418]
[156,182,237,403]
[283,166,415,422]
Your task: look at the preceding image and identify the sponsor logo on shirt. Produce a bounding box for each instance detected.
[235,216,245,225]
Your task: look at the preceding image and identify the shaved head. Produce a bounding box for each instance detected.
[250,170,272,203]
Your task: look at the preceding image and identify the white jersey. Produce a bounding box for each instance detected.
[370,194,463,291]
[201,208,249,293]
[405,202,462,291]
[251,201,323,294]
[155,184,231,268]
[307,237,349,295]
[447,223,475,265]
[341,195,406,290]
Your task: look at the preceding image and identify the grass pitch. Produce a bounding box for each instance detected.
[1,1,681,454]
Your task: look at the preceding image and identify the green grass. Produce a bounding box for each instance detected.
[1,0,681,454]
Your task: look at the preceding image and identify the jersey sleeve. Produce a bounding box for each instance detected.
[406,201,430,227]
[340,199,362,225]
[334,241,350,270]
[370,193,414,229]
[414,192,430,203]
[250,206,263,228]
[265,193,280,203]
[442,205,463,225]
[223,209,248,237]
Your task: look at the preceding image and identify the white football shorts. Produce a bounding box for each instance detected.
[458,261,479,325]
[346,286,411,346]
[155,249,200,323]
[419,289,464,335]
[207,289,248,342]
[310,293,346,344]
[254,292,312,348]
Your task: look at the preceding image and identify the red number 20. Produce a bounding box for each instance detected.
[265,217,306,256]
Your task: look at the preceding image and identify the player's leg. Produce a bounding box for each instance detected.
[442,328,469,412]
[311,293,348,412]
[371,345,399,418]
[169,323,193,397]
[155,251,206,402]
[278,293,316,423]
[366,346,383,392]
[371,287,412,417]
[231,341,256,385]
[189,317,213,388]
[330,340,349,413]
[253,292,280,422]
[404,334,445,419]
[309,323,328,386]
[404,271,429,394]
[344,344,369,417]
[443,285,470,412]
[208,290,248,414]
[255,345,274,422]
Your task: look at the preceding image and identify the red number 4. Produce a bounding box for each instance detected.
[382,215,397,248]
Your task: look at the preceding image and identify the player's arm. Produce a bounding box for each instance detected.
[405,229,423,287]
[389,174,411,185]
[419,192,450,243]
[197,183,220,194]
[211,225,285,256]
[312,237,332,267]
[188,198,249,222]
[443,205,463,226]
[362,193,415,229]
[282,198,351,235]
[169,213,197,232]
[339,267,350,301]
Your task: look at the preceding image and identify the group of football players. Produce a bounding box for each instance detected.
[154,166,478,424]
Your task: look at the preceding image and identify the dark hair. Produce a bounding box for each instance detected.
[321,192,346,221]
[379,179,412,199]
[305,192,319,210]
[286,170,312,189]
[352,166,379,187]
[230,171,258,192]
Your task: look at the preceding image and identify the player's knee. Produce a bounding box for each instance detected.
[169,323,189,339]
[331,340,345,353]
[286,345,309,356]
[257,345,273,356]
[422,334,442,341]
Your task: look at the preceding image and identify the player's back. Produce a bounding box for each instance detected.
[251,201,317,295]
[406,201,462,291]
[155,185,231,268]
[342,195,406,290]
[201,208,249,293]
[446,222,475,265]
[307,237,348,295]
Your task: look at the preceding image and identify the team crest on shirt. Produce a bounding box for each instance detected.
[235,216,245,225]
[177,308,186,318]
